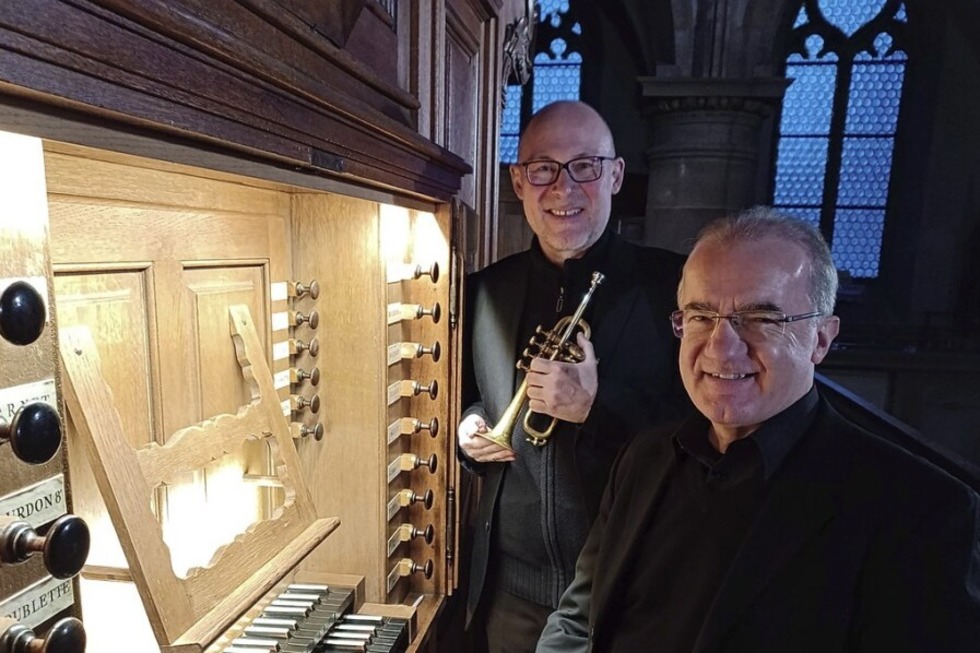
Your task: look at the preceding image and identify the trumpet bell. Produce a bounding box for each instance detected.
[473,427,515,452]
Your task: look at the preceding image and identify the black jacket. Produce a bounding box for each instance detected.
[537,397,980,652]
[460,232,688,624]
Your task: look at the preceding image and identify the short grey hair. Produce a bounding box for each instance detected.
[686,206,839,314]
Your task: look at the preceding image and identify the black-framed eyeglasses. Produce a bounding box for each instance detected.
[517,156,616,186]
[670,309,825,341]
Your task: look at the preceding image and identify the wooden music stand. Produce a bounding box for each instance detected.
[59,304,339,652]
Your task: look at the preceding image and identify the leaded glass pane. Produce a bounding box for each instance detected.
[788,34,838,63]
[532,53,582,112]
[540,0,570,26]
[774,137,829,206]
[500,85,523,163]
[845,62,905,133]
[837,137,894,206]
[782,63,837,134]
[793,5,808,28]
[818,0,888,37]
[786,207,822,230]
[832,208,885,277]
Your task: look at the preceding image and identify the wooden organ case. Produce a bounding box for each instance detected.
[0,0,509,651]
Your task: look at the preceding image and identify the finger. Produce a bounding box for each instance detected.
[576,331,596,362]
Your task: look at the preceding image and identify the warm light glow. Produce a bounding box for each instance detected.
[161,450,268,578]
[0,130,50,240]
[80,577,160,652]
[410,210,448,267]
[380,203,411,264]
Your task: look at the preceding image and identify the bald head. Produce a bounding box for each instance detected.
[518,101,616,162]
[510,100,624,264]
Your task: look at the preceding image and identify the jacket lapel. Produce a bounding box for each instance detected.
[588,238,641,366]
[474,255,529,414]
[591,436,676,630]
[694,417,845,651]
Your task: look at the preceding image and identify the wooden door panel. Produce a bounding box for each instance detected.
[47,150,290,581]
[54,269,155,570]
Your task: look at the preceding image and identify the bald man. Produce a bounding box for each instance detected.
[457,101,689,651]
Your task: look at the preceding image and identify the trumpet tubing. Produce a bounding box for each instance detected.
[475,271,605,450]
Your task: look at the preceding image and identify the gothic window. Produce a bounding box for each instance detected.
[499,0,583,164]
[774,0,908,278]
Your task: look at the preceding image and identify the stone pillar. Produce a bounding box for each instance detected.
[639,77,790,253]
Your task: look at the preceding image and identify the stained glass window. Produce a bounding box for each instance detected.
[499,0,582,164]
[774,0,908,278]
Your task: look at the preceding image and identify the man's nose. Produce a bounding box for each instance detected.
[704,317,745,352]
[549,166,576,191]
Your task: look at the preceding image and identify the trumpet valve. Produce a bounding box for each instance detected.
[562,342,585,363]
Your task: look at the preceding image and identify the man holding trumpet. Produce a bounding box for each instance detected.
[457,100,688,652]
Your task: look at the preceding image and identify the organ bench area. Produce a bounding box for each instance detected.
[0,129,464,652]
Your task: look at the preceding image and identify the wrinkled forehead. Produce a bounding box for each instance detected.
[679,238,811,310]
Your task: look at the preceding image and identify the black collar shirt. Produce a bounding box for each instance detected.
[607,388,819,652]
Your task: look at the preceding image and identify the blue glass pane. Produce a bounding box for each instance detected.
[532,63,581,112]
[774,137,829,205]
[817,0,887,37]
[500,136,519,164]
[855,33,907,62]
[783,207,822,230]
[831,208,884,277]
[501,85,523,133]
[845,63,905,133]
[539,0,570,27]
[837,137,894,206]
[499,85,523,164]
[782,63,836,134]
[793,4,808,28]
[788,34,839,63]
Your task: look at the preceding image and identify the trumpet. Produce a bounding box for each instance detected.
[476,271,605,450]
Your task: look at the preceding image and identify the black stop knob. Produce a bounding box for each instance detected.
[3,402,62,465]
[39,617,86,653]
[43,515,90,580]
[0,281,47,346]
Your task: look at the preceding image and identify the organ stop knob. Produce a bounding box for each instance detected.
[0,616,85,653]
[0,514,90,580]
[0,402,62,465]
[0,281,46,346]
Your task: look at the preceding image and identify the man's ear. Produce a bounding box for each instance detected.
[610,157,625,195]
[510,164,525,199]
[811,315,840,365]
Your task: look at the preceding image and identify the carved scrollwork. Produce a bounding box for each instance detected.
[501,0,537,108]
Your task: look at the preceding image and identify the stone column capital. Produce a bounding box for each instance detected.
[638,77,792,116]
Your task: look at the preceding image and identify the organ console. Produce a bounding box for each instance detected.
[0,0,499,646]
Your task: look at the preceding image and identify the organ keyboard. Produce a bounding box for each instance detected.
[209,577,414,653]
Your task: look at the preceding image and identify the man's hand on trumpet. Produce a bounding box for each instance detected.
[458,414,516,463]
[525,332,598,425]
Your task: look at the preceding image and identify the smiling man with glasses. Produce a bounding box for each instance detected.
[538,206,980,653]
[457,101,689,653]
